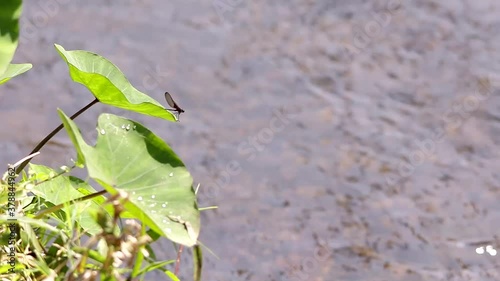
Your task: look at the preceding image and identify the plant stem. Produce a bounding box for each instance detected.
[15,98,99,174]
[34,189,107,219]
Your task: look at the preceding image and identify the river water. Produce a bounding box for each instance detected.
[2,0,500,280]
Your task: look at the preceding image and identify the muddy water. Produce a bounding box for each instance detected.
[2,0,500,280]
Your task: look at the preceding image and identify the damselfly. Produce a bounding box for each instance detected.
[164,92,185,121]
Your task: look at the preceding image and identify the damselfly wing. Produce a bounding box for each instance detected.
[164,92,185,121]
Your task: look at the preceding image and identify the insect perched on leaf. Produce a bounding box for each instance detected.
[164,92,185,121]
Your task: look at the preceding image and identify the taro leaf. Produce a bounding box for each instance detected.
[54,44,177,122]
[0,63,32,85]
[58,110,200,246]
[0,0,22,76]
[28,164,105,235]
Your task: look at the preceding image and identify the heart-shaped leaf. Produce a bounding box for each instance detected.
[0,0,22,76]
[58,110,200,246]
[55,44,177,122]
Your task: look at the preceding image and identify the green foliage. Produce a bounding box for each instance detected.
[0,63,32,85]
[28,164,105,235]
[58,111,200,246]
[0,0,31,84]
[0,1,208,278]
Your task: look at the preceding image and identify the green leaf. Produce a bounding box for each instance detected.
[28,164,105,235]
[135,260,175,277]
[0,215,59,233]
[54,44,177,122]
[58,110,200,246]
[0,63,32,84]
[0,0,22,76]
